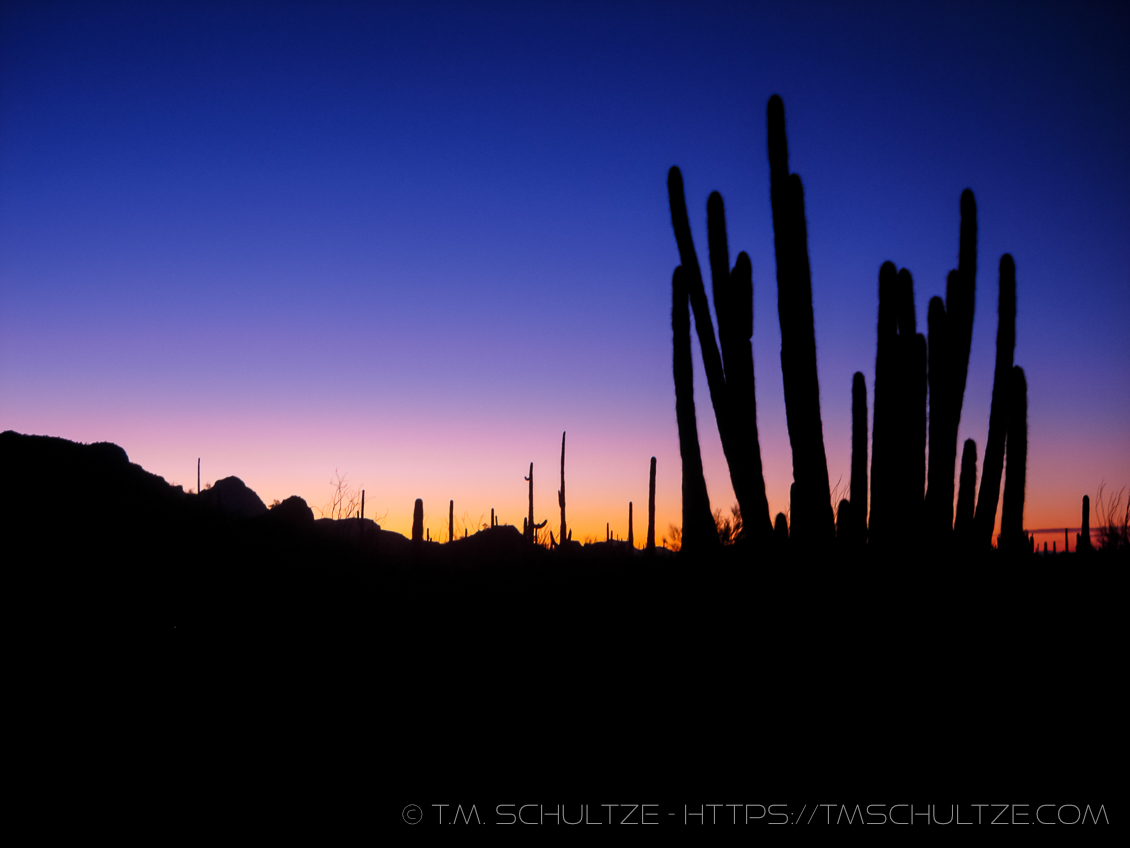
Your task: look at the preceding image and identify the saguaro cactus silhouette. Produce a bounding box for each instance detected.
[767,94,834,549]
[628,502,634,548]
[448,499,454,543]
[667,170,772,547]
[1000,366,1028,553]
[672,266,719,553]
[973,255,1017,548]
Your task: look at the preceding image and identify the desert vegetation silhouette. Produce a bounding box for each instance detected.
[3,95,1121,581]
[666,94,1073,563]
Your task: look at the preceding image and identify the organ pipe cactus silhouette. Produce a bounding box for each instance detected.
[558,432,567,547]
[869,261,899,548]
[1000,366,1028,553]
[953,439,978,548]
[926,294,952,541]
[925,191,979,541]
[973,255,1017,548]
[767,94,834,549]
[897,268,927,548]
[671,266,719,553]
[667,169,772,548]
[647,456,657,552]
[870,263,926,550]
[850,372,868,545]
[524,462,534,543]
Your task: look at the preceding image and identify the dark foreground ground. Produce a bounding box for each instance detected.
[3,431,1121,828]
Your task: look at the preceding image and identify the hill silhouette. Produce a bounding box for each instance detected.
[2,428,1119,806]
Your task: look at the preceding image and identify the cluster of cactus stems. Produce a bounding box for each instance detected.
[669,171,773,552]
[668,95,1032,557]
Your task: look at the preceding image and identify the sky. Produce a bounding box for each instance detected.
[2,0,1128,547]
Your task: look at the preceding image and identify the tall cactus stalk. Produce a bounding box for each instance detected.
[647,456,657,552]
[448,499,454,543]
[925,191,978,544]
[667,170,772,547]
[672,266,719,553]
[524,462,534,543]
[1001,366,1028,553]
[850,371,868,545]
[767,95,834,549]
[628,502,634,548]
[973,255,1017,548]
[950,190,978,425]
[558,431,567,547]
[953,439,978,547]
[926,295,951,541]
[896,268,926,548]
[708,195,773,546]
[870,261,898,548]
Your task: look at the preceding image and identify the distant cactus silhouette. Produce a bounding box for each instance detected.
[672,266,719,553]
[524,462,534,543]
[850,371,868,545]
[558,431,567,547]
[647,456,657,552]
[412,498,424,543]
[628,502,634,548]
[767,95,834,549]
[1000,366,1028,553]
[953,439,978,548]
[973,255,1017,548]
[1078,495,1093,553]
[449,499,454,543]
[667,170,772,548]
